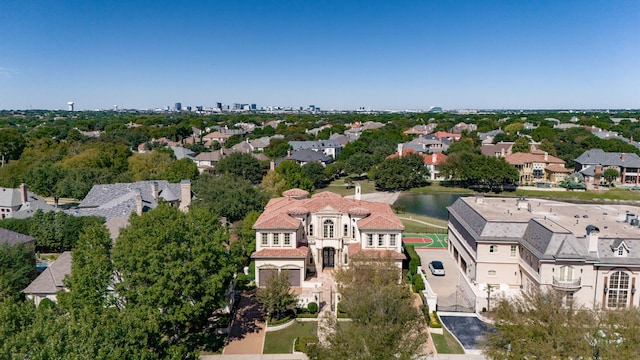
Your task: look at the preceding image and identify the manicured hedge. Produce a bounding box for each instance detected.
[413,274,425,293]
[307,301,318,314]
[404,244,421,275]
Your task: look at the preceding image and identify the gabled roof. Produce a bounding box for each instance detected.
[575,149,640,168]
[387,149,448,165]
[0,228,35,246]
[504,152,565,165]
[276,150,332,165]
[23,251,72,295]
[0,186,57,219]
[66,180,186,222]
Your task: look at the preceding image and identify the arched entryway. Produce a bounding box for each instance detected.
[323,247,335,268]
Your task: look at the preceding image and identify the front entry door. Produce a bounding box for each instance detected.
[323,247,335,268]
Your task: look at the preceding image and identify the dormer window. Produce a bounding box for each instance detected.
[611,238,630,257]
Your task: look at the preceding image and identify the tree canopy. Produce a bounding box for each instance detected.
[371,152,429,191]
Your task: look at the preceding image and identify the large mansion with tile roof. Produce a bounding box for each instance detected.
[251,186,405,296]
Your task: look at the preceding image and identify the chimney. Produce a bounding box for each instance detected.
[621,153,626,161]
[432,153,437,163]
[19,183,28,204]
[287,150,291,157]
[501,148,505,157]
[397,143,403,157]
[544,152,548,161]
[135,191,143,216]
[270,160,275,171]
[355,183,361,201]
[179,180,191,212]
[586,225,599,253]
[151,181,158,199]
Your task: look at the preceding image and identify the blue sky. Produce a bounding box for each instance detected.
[1,0,638,110]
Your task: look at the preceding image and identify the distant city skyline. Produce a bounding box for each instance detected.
[1,1,638,111]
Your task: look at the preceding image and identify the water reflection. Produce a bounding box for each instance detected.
[395,193,464,220]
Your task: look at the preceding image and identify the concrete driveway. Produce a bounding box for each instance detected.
[417,248,474,311]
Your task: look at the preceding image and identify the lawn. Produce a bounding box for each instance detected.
[325,178,377,196]
[398,212,448,233]
[263,321,318,354]
[431,328,465,354]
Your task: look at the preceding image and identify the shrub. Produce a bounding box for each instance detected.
[413,274,425,293]
[307,301,318,314]
[404,244,421,275]
[429,311,442,328]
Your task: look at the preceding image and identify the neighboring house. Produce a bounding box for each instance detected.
[231,138,269,153]
[170,145,195,161]
[0,183,57,219]
[66,180,191,239]
[193,149,230,173]
[344,121,384,141]
[404,124,436,136]
[478,129,504,144]
[481,142,513,158]
[402,135,448,153]
[203,131,233,146]
[433,131,461,142]
[0,228,36,247]
[306,124,332,136]
[451,122,477,134]
[289,140,342,159]
[389,146,448,180]
[329,133,350,147]
[251,187,404,305]
[276,149,333,167]
[23,251,72,306]
[503,151,568,185]
[575,149,640,185]
[447,196,640,311]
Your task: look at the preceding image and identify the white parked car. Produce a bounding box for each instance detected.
[429,261,445,276]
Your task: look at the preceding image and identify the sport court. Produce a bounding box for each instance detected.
[402,233,448,249]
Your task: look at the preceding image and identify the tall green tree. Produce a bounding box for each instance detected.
[603,168,620,186]
[164,157,199,183]
[276,160,314,192]
[26,161,65,207]
[0,242,36,299]
[215,152,263,184]
[193,173,268,222]
[312,254,427,359]
[511,137,531,153]
[256,270,297,321]
[371,152,429,191]
[302,161,329,189]
[112,205,236,347]
[58,224,114,311]
[0,128,26,167]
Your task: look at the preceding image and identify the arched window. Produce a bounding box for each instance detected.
[607,271,630,308]
[559,266,573,281]
[323,220,334,238]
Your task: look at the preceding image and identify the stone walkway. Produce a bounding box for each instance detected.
[315,269,336,345]
[223,290,266,355]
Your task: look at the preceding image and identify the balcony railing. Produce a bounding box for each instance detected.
[552,276,581,291]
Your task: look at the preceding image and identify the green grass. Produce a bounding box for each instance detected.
[431,327,465,354]
[511,187,640,202]
[325,178,377,196]
[263,321,318,354]
[397,212,448,233]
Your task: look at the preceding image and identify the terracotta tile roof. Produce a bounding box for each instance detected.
[504,152,565,165]
[546,164,571,173]
[347,243,406,260]
[253,191,403,230]
[252,246,309,258]
[283,188,310,198]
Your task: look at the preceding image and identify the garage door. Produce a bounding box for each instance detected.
[281,269,301,286]
[258,269,277,287]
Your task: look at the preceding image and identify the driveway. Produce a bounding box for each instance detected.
[439,313,495,350]
[223,291,266,354]
[417,248,474,312]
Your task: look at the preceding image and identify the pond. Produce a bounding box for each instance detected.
[395,193,465,220]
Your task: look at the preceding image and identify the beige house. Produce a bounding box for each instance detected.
[252,186,404,304]
[503,151,569,185]
[447,196,640,311]
[23,251,72,306]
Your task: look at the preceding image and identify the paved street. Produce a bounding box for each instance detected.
[223,291,266,355]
